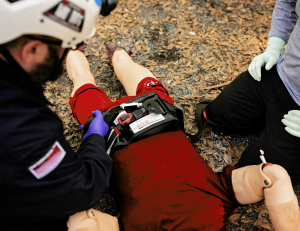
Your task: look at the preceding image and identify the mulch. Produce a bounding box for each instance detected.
[43,0,294,230]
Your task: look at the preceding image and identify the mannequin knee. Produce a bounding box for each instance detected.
[263,164,290,185]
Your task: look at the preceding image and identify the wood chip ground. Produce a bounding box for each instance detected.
[44,0,300,230]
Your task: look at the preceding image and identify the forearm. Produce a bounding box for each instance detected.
[268,0,297,43]
[73,134,112,206]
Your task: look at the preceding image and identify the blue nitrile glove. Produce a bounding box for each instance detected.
[82,110,109,139]
[248,37,286,81]
[282,110,300,138]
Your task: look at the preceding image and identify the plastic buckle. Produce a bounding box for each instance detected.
[120,102,142,110]
[118,113,133,125]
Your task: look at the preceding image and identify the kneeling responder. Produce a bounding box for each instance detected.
[0,0,118,230]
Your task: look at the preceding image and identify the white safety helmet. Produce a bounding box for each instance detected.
[0,0,105,48]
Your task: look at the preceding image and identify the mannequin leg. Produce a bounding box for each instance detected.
[67,209,119,231]
[66,50,96,97]
[232,164,300,230]
[86,209,119,231]
[232,163,272,205]
[263,165,300,231]
[67,211,98,231]
[111,49,156,96]
[67,49,157,97]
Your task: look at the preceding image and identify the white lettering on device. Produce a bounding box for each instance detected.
[130,114,165,133]
[29,141,66,179]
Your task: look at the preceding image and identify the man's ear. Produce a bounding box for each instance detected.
[21,40,48,66]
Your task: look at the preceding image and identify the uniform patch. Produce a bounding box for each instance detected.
[29,141,66,179]
[44,1,85,32]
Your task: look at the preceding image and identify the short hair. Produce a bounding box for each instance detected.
[3,35,61,51]
[4,36,30,51]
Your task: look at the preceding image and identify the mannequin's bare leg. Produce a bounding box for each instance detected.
[66,49,156,97]
[66,50,96,97]
[232,163,272,204]
[67,209,119,231]
[67,211,98,231]
[232,164,300,230]
[263,165,300,231]
[111,49,156,96]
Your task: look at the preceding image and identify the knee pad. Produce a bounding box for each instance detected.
[232,163,273,204]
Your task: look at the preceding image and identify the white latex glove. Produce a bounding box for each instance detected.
[248,37,286,81]
[282,110,300,138]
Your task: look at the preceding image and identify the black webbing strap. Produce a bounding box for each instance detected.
[186,103,208,140]
[82,93,185,154]
[108,113,180,155]
[163,100,185,132]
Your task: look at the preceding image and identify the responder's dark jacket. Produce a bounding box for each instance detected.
[0,59,113,231]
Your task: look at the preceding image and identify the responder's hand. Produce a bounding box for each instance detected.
[282,110,300,138]
[83,110,109,139]
[248,37,286,81]
[67,211,98,231]
[86,209,120,231]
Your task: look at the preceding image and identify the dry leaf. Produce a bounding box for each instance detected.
[254,218,272,229]
[228,214,241,223]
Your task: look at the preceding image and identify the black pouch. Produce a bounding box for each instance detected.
[83,92,185,155]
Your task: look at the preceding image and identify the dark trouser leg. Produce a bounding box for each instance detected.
[205,67,281,134]
[205,67,300,186]
[235,84,300,186]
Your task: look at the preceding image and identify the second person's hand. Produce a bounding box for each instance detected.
[248,37,286,81]
[282,110,300,138]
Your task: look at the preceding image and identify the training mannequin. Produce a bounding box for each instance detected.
[65,49,300,230]
[68,163,300,231]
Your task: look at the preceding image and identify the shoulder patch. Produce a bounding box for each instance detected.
[29,141,66,179]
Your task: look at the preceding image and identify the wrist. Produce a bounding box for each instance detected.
[265,37,286,55]
[84,131,102,140]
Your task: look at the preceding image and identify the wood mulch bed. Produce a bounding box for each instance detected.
[44,0,298,230]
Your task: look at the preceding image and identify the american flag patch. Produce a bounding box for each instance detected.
[29,141,66,179]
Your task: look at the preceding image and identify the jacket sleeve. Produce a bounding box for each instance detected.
[268,0,298,43]
[1,110,113,223]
